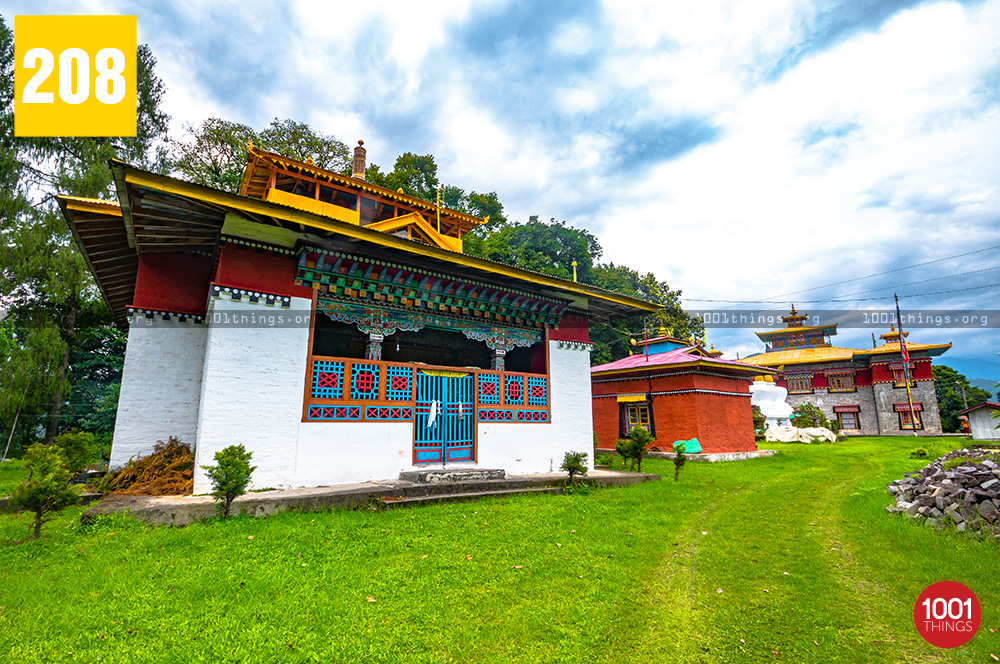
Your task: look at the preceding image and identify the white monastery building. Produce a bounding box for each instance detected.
[59,145,654,493]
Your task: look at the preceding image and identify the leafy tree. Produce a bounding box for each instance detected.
[171,117,349,193]
[589,264,703,366]
[466,216,600,282]
[52,430,96,474]
[201,444,256,518]
[381,152,440,201]
[0,15,170,445]
[751,405,766,441]
[932,365,992,433]
[9,443,79,539]
[790,403,828,429]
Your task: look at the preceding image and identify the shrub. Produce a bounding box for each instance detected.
[791,403,828,429]
[9,443,79,540]
[560,451,589,482]
[827,419,841,434]
[616,426,653,473]
[53,430,96,474]
[672,441,686,481]
[910,447,929,459]
[201,444,256,518]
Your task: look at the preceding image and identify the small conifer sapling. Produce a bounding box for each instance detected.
[10,443,80,540]
[560,451,589,484]
[201,444,256,518]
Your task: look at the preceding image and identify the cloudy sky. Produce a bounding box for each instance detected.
[10,0,1000,381]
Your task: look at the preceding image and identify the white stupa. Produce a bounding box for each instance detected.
[750,380,793,428]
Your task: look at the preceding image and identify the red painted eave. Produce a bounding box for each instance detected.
[959,401,1000,415]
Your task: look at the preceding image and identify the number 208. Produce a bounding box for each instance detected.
[22,47,127,105]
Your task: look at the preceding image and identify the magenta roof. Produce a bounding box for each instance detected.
[591,346,770,375]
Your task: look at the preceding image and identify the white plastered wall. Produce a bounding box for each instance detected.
[294,339,595,486]
[110,316,208,469]
[477,340,595,474]
[192,294,311,494]
[294,421,413,487]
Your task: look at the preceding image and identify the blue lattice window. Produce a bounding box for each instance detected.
[307,405,362,420]
[477,408,514,422]
[365,406,414,420]
[527,377,547,406]
[312,360,345,399]
[350,363,381,400]
[516,409,549,423]
[478,374,501,405]
[505,375,524,405]
[385,366,413,401]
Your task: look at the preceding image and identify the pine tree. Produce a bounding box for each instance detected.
[0,15,169,445]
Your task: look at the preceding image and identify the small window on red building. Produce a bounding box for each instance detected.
[787,377,812,394]
[828,375,855,392]
[891,368,914,388]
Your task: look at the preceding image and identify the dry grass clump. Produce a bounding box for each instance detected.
[105,437,194,495]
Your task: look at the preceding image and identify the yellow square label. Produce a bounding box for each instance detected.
[15,15,137,137]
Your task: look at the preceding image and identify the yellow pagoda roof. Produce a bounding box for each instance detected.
[740,340,951,367]
[740,346,855,367]
[239,146,485,236]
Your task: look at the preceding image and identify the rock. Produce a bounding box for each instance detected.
[956,522,966,532]
[983,479,999,490]
[978,501,998,521]
[935,496,948,510]
[918,494,935,506]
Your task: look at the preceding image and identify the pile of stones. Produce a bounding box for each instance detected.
[885,448,1000,541]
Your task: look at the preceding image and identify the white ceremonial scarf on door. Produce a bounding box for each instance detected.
[427,400,440,428]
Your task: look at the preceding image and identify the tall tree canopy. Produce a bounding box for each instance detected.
[0,14,169,448]
[932,365,992,433]
[171,117,350,193]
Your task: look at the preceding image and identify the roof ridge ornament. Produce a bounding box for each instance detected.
[352,140,366,180]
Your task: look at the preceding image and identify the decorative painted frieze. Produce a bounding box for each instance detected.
[557,340,594,351]
[210,285,291,308]
[319,301,541,351]
[126,308,204,324]
[298,245,568,328]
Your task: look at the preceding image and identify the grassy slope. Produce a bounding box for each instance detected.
[0,459,27,496]
[0,437,996,663]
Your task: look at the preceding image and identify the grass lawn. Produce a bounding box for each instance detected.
[0,436,997,663]
[0,459,27,496]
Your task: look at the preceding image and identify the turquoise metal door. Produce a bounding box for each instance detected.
[414,372,474,464]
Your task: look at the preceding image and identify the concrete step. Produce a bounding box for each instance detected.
[381,486,561,509]
[398,468,506,483]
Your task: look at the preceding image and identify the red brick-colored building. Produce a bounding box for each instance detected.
[591,334,772,453]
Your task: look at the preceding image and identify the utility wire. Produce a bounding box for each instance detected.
[683,265,1000,304]
[686,242,1000,306]
[684,281,1000,304]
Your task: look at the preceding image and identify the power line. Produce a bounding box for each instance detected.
[683,281,1000,304]
[683,265,1000,304]
[696,242,1000,306]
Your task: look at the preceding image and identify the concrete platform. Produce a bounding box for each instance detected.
[82,468,660,526]
[644,450,779,463]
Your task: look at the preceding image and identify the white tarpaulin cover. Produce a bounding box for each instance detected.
[765,426,837,443]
